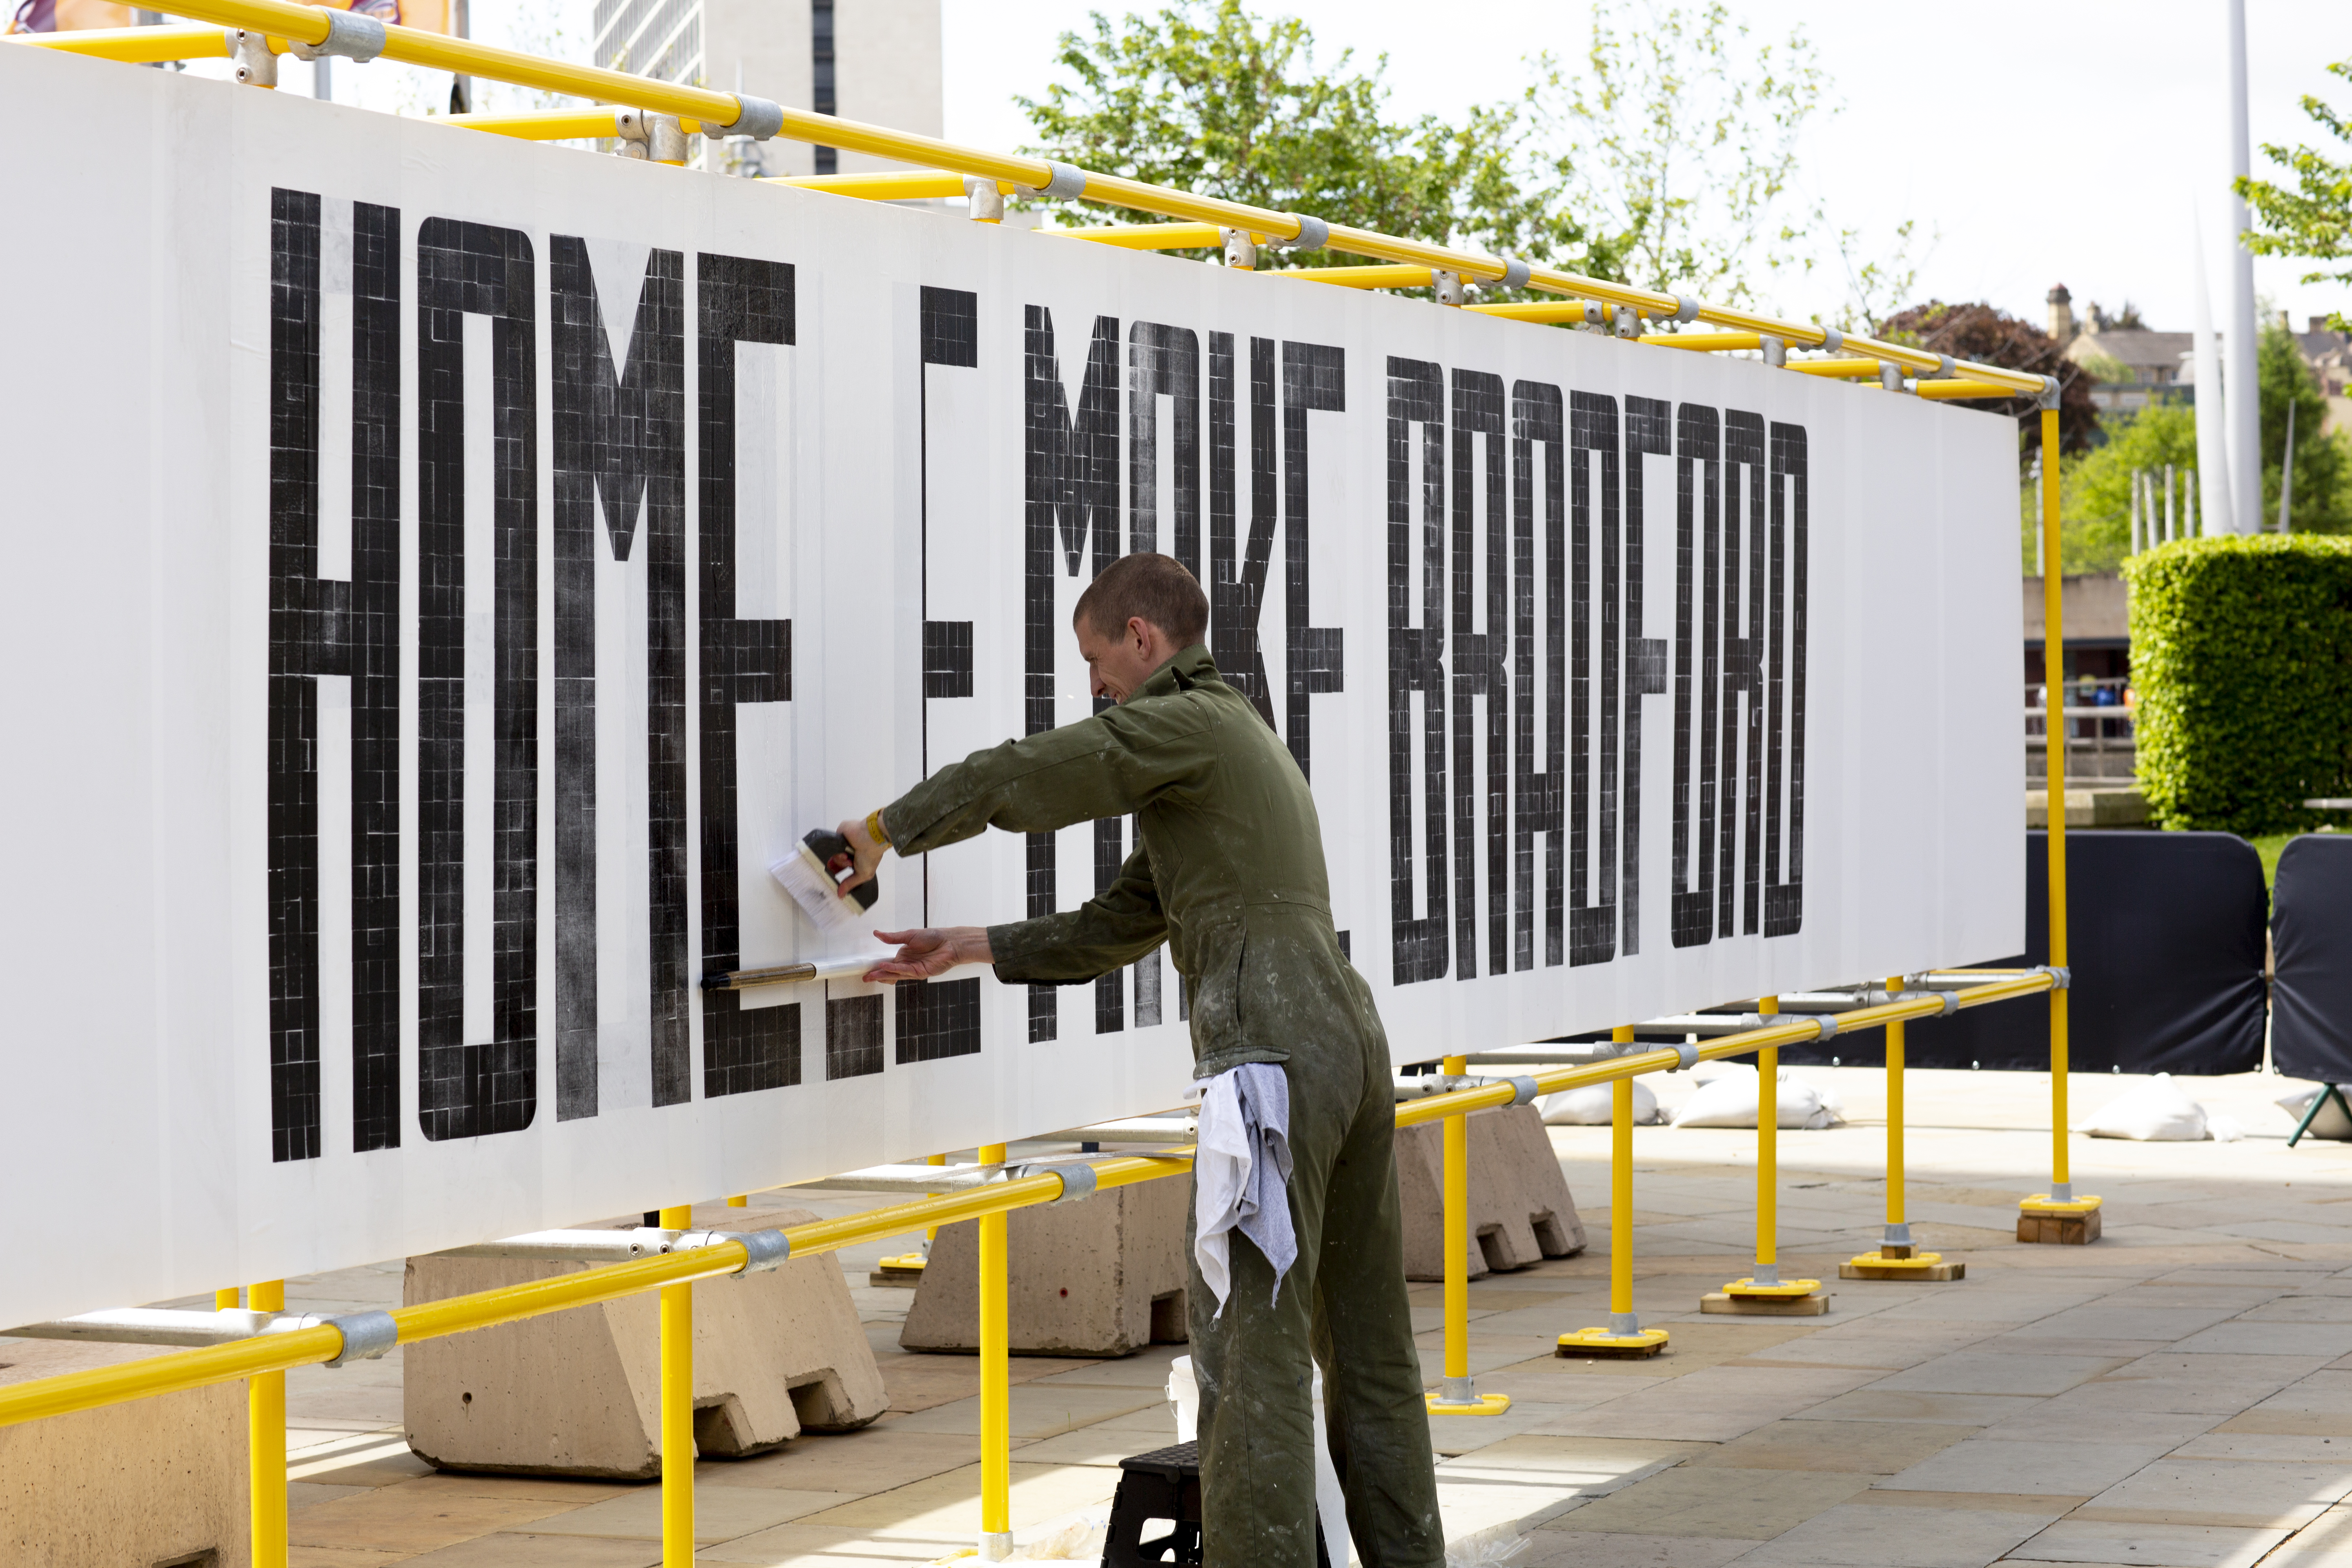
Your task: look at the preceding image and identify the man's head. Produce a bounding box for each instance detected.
[1071,552,1209,703]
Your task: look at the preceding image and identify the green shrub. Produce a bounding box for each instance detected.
[2126,534,2352,833]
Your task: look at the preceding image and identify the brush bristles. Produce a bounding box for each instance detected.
[770,844,860,931]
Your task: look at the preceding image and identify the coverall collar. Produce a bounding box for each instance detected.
[1136,644,1220,700]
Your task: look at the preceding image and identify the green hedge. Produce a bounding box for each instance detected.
[2125,534,2352,833]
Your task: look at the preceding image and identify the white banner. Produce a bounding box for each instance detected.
[0,47,2020,1325]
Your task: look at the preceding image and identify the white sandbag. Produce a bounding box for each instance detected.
[1540,1078,1662,1126]
[2080,1073,2209,1140]
[1670,1065,1846,1130]
[2276,1085,2352,1140]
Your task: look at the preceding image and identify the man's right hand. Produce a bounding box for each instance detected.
[866,926,993,984]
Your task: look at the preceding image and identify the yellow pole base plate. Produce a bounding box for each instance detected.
[1425,1392,1514,1415]
[2018,1194,2102,1214]
[869,1254,929,1287]
[1556,1327,1670,1357]
[1722,1277,1822,1297]
[1841,1251,1964,1281]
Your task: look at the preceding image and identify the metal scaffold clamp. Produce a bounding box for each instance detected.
[1050,1162,1099,1205]
[1506,1076,1541,1105]
[1813,1013,1839,1042]
[1481,258,1531,292]
[1671,293,1701,323]
[704,94,783,140]
[1613,304,1641,339]
[2040,374,2062,410]
[1431,269,1465,307]
[228,28,276,87]
[966,176,1006,223]
[1018,160,1087,201]
[323,1310,398,1368]
[289,8,387,63]
[1221,228,1256,270]
[1938,990,1960,1016]
[1268,214,1328,252]
[1668,1042,1701,1071]
[716,1229,792,1275]
[1817,327,1844,352]
[2038,964,2072,990]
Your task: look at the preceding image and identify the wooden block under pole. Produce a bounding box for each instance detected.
[1701,1290,1831,1315]
[2018,1209,2103,1245]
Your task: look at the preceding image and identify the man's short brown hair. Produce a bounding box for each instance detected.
[1073,552,1209,647]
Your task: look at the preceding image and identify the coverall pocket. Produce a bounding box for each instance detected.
[1188,913,1247,1053]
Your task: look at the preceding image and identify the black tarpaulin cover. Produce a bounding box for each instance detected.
[1780,831,2267,1075]
[2271,835,2352,1083]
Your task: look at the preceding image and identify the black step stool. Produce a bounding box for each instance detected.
[1101,1441,1331,1566]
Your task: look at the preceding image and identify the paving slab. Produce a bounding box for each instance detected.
[1999,1517,2286,1566]
[1534,1464,1872,1540]
[1683,1419,1978,1474]
[1870,1351,2132,1397]
[1874,1436,2176,1497]
[1532,1365,1881,1441]
[1719,1498,2068,1566]
[2074,1456,2352,1530]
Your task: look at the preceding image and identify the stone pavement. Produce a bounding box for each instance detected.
[87,1067,2352,1565]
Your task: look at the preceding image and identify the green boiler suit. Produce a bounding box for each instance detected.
[881,644,1445,1568]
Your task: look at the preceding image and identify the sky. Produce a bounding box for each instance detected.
[283,0,2349,337]
[940,0,2351,335]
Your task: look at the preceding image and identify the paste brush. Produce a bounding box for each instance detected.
[769,828,879,933]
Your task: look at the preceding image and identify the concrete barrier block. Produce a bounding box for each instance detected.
[900,1174,1191,1358]
[0,1338,249,1567]
[1397,1105,1586,1281]
[405,1203,886,1478]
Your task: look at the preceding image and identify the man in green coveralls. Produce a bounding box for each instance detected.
[833,552,1442,1568]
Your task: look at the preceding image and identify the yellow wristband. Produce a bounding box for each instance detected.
[866,808,891,850]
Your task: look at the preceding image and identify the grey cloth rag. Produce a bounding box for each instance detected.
[1193,1061,1297,1313]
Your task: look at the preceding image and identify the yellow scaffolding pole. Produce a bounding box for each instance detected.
[2022,400,2096,1234]
[445,107,624,140]
[1278,263,1436,290]
[1917,379,2029,400]
[1051,221,1225,250]
[249,1278,287,1568]
[1557,1026,1669,1356]
[101,0,2040,391]
[1788,359,1888,379]
[976,1143,1011,1559]
[5,22,229,60]
[1428,1053,1510,1414]
[1719,999,1821,1307]
[0,975,2063,1435]
[658,1202,694,1568]
[1841,976,1960,1280]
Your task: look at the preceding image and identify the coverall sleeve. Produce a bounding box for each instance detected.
[881,693,1216,856]
[989,844,1168,984]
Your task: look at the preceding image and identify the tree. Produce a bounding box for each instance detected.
[1014,0,1847,308]
[1015,0,1618,276]
[1518,0,1830,307]
[1875,300,2101,459]
[2045,403,2199,574]
[2239,58,2352,331]
[2257,316,2352,533]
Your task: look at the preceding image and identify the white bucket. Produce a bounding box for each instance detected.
[1167,1355,1356,1564]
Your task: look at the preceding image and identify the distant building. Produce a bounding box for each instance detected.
[590,0,941,178]
[2045,284,2351,432]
